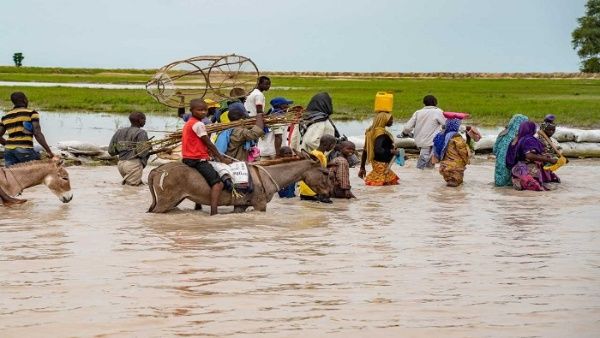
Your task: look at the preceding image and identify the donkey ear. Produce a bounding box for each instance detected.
[300,150,319,162]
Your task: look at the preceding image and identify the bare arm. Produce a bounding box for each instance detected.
[256,104,265,115]
[256,112,264,129]
[201,135,228,163]
[108,131,119,156]
[32,120,54,157]
[525,152,556,164]
[358,148,368,178]
[274,134,283,156]
[0,125,6,145]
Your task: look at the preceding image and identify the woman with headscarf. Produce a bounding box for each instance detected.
[358,111,400,186]
[537,114,563,183]
[289,92,337,152]
[505,120,558,191]
[432,119,470,187]
[493,114,528,187]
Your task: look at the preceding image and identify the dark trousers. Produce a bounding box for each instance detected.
[4,148,40,167]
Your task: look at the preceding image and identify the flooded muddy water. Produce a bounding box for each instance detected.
[1,160,599,337]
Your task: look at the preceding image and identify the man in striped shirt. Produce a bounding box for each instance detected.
[0,92,55,167]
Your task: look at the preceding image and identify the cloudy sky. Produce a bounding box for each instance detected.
[0,0,587,72]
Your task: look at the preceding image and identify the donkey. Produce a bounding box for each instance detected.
[147,156,332,213]
[0,159,73,203]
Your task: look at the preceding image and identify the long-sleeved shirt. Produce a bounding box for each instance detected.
[108,126,149,166]
[329,156,351,190]
[300,120,336,152]
[226,125,264,161]
[402,106,446,148]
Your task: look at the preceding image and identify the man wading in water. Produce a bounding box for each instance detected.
[401,95,446,169]
[108,112,150,186]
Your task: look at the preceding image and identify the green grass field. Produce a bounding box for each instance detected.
[1,66,599,126]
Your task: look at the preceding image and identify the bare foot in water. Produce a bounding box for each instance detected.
[3,198,27,207]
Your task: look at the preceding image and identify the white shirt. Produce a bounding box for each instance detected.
[244,88,266,117]
[402,106,446,148]
[258,126,285,157]
[192,121,207,137]
[298,120,336,152]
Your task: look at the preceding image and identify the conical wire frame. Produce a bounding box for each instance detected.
[146,54,259,108]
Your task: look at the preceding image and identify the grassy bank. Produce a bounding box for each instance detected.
[1,67,600,126]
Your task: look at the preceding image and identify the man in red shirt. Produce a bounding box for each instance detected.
[182,99,229,215]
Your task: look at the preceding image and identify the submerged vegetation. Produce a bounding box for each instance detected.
[1,67,600,126]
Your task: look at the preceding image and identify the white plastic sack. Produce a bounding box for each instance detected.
[559,142,600,158]
[473,135,496,151]
[553,128,577,142]
[57,141,103,155]
[209,161,249,184]
[574,130,600,143]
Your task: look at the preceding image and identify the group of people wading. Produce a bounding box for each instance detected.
[1,84,567,212]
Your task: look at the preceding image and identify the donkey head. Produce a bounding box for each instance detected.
[43,159,73,203]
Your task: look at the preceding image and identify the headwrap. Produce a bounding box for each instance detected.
[493,114,529,186]
[506,120,543,169]
[305,92,333,116]
[540,114,556,131]
[433,118,462,159]
[364,112,394,164]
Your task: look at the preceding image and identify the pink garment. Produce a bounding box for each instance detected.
[247,146,260,162]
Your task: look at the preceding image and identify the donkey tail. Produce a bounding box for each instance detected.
[147,167,158,213]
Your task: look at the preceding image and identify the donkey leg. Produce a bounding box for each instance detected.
[252,202,267,212]
[151,193,188,213]
[233,205,248,213]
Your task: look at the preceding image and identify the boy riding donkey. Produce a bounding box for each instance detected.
[181,99,232,215]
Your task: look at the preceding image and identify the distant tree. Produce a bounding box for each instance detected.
[13,52,24,67]
[572,0,600,73]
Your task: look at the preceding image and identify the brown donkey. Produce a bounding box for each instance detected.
[147,156,332,213]
[0,159,73,203]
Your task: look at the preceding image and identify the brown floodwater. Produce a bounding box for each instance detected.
[1,159,599,337]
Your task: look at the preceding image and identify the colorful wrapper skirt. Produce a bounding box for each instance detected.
[365,161,399,186]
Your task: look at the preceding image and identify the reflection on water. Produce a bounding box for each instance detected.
[1,162,599,337]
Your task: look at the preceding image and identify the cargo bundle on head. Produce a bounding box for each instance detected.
[374,92,393,113]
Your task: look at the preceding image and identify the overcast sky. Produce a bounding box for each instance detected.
[0,0,587,72]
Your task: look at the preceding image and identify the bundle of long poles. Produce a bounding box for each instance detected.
[138,106,304,156]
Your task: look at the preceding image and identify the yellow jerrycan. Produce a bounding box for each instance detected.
[374,92,394,112]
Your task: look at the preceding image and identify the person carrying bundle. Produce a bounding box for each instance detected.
[108,112,150,186]
[259,96,294,160]
[401,95,446,169]
[225,103,265,162]
[358,111,400,186]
